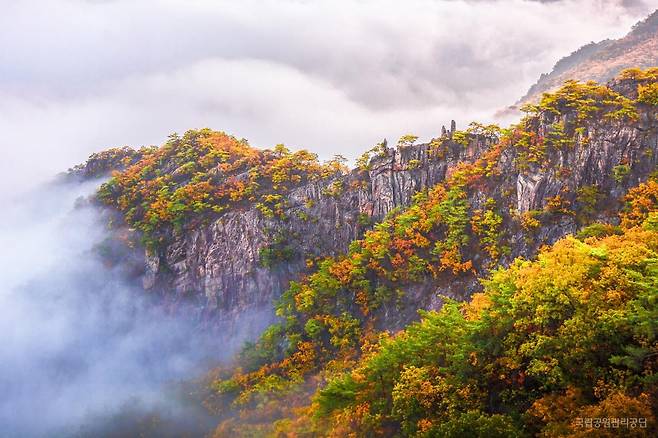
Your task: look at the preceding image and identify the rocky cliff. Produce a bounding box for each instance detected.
[72,71,658,347]
[72,126,495,344]
[200,70,658,438]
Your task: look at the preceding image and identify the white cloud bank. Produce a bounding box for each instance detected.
[0,181,218,436]
[0,0,654,199]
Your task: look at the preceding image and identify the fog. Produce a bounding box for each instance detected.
[1,0,655,204]
[1,0,657,436]
[0,179,218,437]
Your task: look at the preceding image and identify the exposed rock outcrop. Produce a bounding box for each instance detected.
[138,134,495,340]
[72,75,658,346]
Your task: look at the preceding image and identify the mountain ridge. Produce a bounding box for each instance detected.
[203,69,658,436]
[514,9,658,108]
[72,70,658,335]
[70,67,658,436]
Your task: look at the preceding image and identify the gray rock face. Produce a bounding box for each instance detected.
[516,173,545,212]
[142,134,496,339]
[82,77,658,344]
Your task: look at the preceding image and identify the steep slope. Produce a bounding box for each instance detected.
[71,68,658,436]
[202,69,658,436]
[74,70,658,345]
[73,126,495,344]
[515,9,658,107]
[308,213,658,437]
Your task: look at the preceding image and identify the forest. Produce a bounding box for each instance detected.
[87,68,658,437]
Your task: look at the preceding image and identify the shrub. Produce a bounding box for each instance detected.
[638,82,658,106]
[613,164,631,183]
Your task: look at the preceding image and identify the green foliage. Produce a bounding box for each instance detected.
[535,79,638,123]
[576,222,622,240]
[513,79,640,172]
[423,411,525,438]
[304,318,324,340]
[575,185,602,223]
[613,164,631,182]
[618,67,658,81]
[513,129,545,170]
[644,211,658,231]
[407,159,422,170]
[314,373,359,418]
[466,122,502,140]
[544,121,573,149]
[96,129,342,247]
[471,198,506,259]
[431,185,471,265]
[203,68,658,437]
[452,130,469,147]
[321,180,344,198]
[314,225,658,435]
[259,233,296,268]
[397,134,419,149]
[357,212,372,227]
[237,324,287,373]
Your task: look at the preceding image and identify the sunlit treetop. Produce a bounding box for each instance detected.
[97,128,347,248]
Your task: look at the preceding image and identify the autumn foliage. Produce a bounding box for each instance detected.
[197,70,658,437]
[97,129,346,249]
[81,70,658,436]
[317,219,657,436]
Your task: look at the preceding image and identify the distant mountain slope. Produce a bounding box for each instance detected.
[515,9,658,107]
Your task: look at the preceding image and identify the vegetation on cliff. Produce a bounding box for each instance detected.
[201,177,658,438]
[310,212,658,437]
[96,130,346,249]
[192,70,658,436]
[79,68,658,436]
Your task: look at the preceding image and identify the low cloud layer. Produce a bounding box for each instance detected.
[0,2,656,435]
[1,0,654,202]
[0,181,218,436]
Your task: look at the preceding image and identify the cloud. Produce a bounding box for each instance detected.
[0,0,654,197]
[0,180,222,436]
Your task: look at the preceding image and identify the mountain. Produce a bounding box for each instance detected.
[515,9,658,108]
[71,125,500,345]
[71,69,658,436]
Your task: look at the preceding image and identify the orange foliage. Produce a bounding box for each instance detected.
[621,179,658,228]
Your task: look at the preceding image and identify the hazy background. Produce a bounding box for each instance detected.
[1,1,656,436]
[1,0,655,203]
[0,180,218,436]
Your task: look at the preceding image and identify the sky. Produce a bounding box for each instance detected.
[0,0,656,202]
